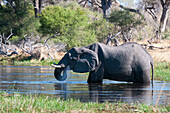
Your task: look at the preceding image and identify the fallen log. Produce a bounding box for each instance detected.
[141,44,170,50]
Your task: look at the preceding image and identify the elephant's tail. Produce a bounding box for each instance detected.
[150,61,154,83]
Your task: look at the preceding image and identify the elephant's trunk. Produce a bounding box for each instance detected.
[52,54,70,81]
[53,64,68,81]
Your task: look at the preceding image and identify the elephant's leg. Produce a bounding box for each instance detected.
[87,64,104,83]
[141,68,151,83]
[133,68,151,83]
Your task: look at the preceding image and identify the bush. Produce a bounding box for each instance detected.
[40,2,113,50]
[107,10,145,41]
[89,18,115,43]
[40,3,95,50]
[107,10,144,31]
[0,2,40,41]
[10,36,19,44]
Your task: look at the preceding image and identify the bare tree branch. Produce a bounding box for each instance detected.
[146,8,158,20]
[78,0,85,4]
[88,0,102,8]
[83,0,88,7]
[0,29,14,55]
[114,0,143,16]
[106,32,121,45]
[160,0,165,7]
[19,46,32,55]
[6,29,13,40]
[44,32,60,49]
[96,0,101,4]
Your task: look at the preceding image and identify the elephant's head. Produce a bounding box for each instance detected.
[52,47,99,81]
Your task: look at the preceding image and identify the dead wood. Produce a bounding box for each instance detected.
[141,44,170,50]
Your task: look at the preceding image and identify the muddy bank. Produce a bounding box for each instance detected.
[0,44,65,61]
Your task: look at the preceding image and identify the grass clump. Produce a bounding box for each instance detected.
[13,59,57,66]
[0,58,58,66]
[154,62,170,81]
[0,92,169,113]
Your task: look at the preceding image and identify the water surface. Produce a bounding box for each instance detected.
[0,65,169,105]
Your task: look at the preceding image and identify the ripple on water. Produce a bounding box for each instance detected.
[0,65,169,105]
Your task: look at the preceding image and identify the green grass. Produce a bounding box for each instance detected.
[0,92,169,113]
[154,62,170,81]
[0,59,59,66]
[13,60,57,66]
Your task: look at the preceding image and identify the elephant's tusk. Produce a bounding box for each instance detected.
[51,64,62,68]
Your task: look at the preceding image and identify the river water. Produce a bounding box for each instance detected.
[0,65,169,105]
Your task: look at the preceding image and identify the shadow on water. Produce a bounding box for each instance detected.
[0,65,169,105]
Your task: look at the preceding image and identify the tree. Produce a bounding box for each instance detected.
[78,0,112,16]
[159,0,170,33]
[142,0,170,39]
[107,10,144,42]
[0,0,40,42]
[39,2,97,50]
[78,0,144,17]
[114,0,142,16]
[108,0,170,40]
[33,0,43,17]
[101,0,112,17]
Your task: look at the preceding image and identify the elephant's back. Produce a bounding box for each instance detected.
[102,44,134,74]
[103,43,152,74]
[121,42,152,58]
[131,43,152,68]
[121,43,152,64]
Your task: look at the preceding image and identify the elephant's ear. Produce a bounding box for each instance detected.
[72,48,99,73]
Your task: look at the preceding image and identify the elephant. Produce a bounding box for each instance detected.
[52,42,154,83]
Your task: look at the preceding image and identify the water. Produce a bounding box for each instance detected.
[0,65,169,105]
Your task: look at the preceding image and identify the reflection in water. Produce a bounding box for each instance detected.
[88,83,152,103]
[0,65,169,105]
[54,83,153,104]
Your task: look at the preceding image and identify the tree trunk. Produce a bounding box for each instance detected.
[39,0,42,14]
[159,6,169,33]
[157,0,170,39]
[33,0,39,17]
[101,0,112,17]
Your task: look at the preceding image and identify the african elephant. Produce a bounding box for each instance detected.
[52,42,154,83]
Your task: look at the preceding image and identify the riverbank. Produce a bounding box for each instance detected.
[0,92,169,113]
[0,58,57,66]
[0,59,169,81]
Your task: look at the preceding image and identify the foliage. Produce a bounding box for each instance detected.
[9,36,19,43]
[107,9,144,33]
[39,2,100,50]
[0,1,40,43]
[39,2,117,49]
[89,18,115,42]
[0,92,169,112]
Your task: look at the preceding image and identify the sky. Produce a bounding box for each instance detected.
[117,0,141,8]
